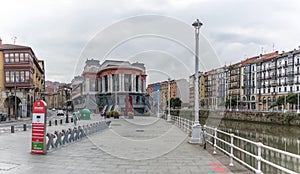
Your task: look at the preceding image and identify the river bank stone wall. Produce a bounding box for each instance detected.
[170,110,300,126]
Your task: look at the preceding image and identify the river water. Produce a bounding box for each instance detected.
[178,112,300,173]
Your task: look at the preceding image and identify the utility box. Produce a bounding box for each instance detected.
[31,100,47,155]
[81,109,91,120]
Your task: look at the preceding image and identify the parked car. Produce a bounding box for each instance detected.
[57,110,64,116]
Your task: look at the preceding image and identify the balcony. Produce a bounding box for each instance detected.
[271,81,277,87]
[288,80,294,85]
[287,71,294,76]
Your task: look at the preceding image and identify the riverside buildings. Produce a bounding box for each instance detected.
[147,79,189,109]
[189,46,300,111]
[0,39,45,118]
[71,59,149,114]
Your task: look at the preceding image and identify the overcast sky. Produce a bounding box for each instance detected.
[1,0,300,84]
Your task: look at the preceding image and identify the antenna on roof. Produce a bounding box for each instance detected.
[261,46,264,54]
[11,36,17,44]
[272,43,275,52]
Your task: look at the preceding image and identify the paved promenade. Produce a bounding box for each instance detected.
[0,116,250,174]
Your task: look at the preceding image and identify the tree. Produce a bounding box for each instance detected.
[168,98,182,109]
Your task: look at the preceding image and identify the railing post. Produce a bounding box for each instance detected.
[256,142,263,174]
[185,118,188,132]
[229,133,234,166]
[213,127,217,154]
[297,140,300,155]
[11,125,14,133]
[23,124,27,131]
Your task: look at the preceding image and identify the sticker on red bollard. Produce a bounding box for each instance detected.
[31,100,47,155]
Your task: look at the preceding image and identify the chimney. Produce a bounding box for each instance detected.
[0,38,2,45]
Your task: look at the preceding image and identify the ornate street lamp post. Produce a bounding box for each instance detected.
[189,19,203,144]
[64,88,70,123]
[156,90,160,118]
[297,93,300,113]
[167,78,171,122]
[6,91,11,121]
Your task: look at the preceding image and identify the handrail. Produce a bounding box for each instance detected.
[171,115,300,174]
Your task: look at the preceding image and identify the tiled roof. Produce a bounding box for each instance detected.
[256,51,279,63]
[0,44,31,51]
[241,57,258,66]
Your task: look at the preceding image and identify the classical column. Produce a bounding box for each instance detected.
[108,74,113,92]
[102,77,105,93]
[131,74,134,92]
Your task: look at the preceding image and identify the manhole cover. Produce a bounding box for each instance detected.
[136,130,144,132]
[111,124,121,126]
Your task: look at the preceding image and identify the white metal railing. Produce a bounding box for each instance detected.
[172,115,193,134]
[171,116,300,174]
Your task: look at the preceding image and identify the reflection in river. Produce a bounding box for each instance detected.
[214,118,300,154]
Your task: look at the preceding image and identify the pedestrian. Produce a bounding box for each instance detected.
[73,113,77,126]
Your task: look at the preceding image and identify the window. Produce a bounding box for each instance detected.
[20,71,24,82]
[124,74,131,91]
[136,76,139,92]
[5,71,9,82]
[279,88,281,92]
[10,53,14,63]
[268,88,270,93]
[15,71,19,82]
[10,72,14,82]
[15,53,19,62]
[25,53,29,61]
[5,54,9,63]
[104,75,108,92]
[20,53,24,62]
[112,74,119,91]
[25,71,30,81]
[297,86,299,91]
[290,86,293,92]
[284,87,287,92]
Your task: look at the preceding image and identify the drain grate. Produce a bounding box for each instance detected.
[136,129,144,132]
[111,124,121,126]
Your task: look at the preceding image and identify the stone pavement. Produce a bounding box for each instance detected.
[0,116,250,174]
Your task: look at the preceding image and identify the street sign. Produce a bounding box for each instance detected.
[31,100,47,155]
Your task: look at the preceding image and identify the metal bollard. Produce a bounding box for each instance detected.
[23,124,27,131]
[71,118,73,123]
[49,120,52,126]
[62,129,69,145]
[54,131,62,147]
[46,133,55,150]
[11,125,14,133]
[55,120,57,125]
[60,119,63,125]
